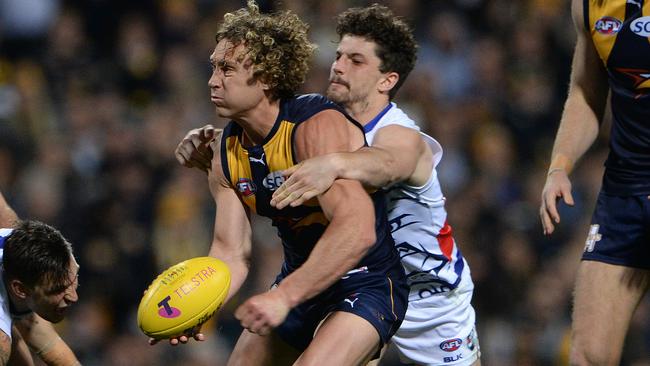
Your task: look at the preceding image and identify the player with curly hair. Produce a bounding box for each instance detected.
[168,2,409,365]
[177,4,481,365]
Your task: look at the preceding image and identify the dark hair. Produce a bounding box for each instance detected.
[3,220,74,290]
[336,4,418,99]
[216,0,316,100]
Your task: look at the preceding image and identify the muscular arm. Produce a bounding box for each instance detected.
[330,125,429,187]
[13,314,79,366]
[540,0,610,234]
[275,109,376,307]
[207,137,253,303]
[271,124,430,209]
[548,0,609,174]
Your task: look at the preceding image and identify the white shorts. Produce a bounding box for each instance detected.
[391,268,480,366]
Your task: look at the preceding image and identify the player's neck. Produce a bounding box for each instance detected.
[346,95,390,126]
[236,98,280,146]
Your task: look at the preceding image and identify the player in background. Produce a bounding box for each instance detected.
[169,2,408,365]
[177,4,480,366]
[0,191,80,365]
[540,0,650,365]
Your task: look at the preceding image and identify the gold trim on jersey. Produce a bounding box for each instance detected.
[224,119,325,217]
[589,0,626,64]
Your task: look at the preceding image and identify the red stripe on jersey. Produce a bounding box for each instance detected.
[437,222,454,261]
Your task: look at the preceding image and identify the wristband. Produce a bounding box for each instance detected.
[547,167,567,177]
[548,154,573,175]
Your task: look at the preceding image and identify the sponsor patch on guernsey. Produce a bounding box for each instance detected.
[631,16,650,37]
[595,16,622,34]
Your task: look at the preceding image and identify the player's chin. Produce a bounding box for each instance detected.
[43,310,66,323]
[326,86,345,101]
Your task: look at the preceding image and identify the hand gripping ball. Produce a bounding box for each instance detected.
[137,256,231,339]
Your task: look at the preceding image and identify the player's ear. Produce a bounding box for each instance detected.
[8,279,30,299]
[378,72,399,94]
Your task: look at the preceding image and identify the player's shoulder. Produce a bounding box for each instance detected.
[375,103,420,132]
[571,0,586,32]
[282,93,349,125]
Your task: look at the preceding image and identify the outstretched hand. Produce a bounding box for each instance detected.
[175,124,221,173]
[270,155,339,209]
[539,169,575,235]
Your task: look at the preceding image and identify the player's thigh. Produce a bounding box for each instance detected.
[571,260,650,362]
[294,311,380,366]
[228,329,300,366]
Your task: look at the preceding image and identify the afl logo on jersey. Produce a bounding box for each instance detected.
[595,16,622,34]
[236,178,256,196]
[631,16,650,37]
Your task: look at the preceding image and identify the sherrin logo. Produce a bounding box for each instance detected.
[595,16,622,34]
[631,16,650,37]
[440,338,462,352]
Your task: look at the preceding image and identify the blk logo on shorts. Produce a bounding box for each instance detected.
[584,224,602,253]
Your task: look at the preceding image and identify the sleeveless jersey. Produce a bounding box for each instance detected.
[220,94,399,274]
[364,103,469,301]
[585,0,650,195]
[0,229,13,338]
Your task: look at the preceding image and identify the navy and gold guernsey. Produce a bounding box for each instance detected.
[586,0,650,195]
[220,93,408,350]
[582,0,650,269]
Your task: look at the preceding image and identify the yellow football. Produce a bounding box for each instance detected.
[137,256,231,339]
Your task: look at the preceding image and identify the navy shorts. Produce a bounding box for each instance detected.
[273,262,409,352]
[582,191,650,269]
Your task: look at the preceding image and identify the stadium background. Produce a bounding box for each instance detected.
[0,0,647,364]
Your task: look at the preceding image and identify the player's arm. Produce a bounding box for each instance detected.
[278,110,375,304]
[9,326,35,366]
[540,0,609,235]
[12,314,79,366]
[159,134,253,346]
[271,125,429,208]
[207,136,253,304]
[0,330,10,366]
[235,109,377,335]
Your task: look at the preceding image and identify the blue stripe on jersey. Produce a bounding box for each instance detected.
[454,250,465,280]
[0,228,13,249]
[363,103,393,133]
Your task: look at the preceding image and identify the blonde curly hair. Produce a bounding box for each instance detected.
[216,1,316,100]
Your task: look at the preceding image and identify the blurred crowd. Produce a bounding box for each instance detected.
[0,0,648,365]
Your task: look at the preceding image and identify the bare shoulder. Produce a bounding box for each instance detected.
[0,330,10,365]
[293,109,364,161]
[571,0,585,33]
